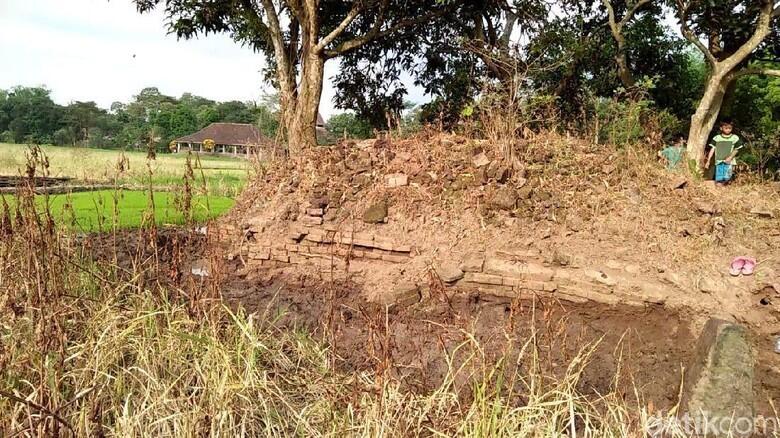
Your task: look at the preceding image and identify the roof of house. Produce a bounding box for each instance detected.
[175,123,268,146]
[317,113,325,127]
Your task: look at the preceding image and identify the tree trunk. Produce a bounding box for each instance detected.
[686,70,728,168]
[284,54,325,155]
[615,49,635,88]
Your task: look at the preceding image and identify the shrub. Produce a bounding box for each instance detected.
[326,112,372,139]
[594,78,682,149]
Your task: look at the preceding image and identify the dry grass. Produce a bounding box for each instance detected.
[0,149,672,437]
[0,143,249,197]
[0,270,669,436]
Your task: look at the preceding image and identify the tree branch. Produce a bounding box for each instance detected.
[259,0,296,94]
[731,67,780,79]
[676,0,717,65]
[286,0,306,24]
[619,0,652,28]
[238,0,275,48]
[325,2,455,57]
[258,0,285,51]
[719,0,774,71]
[498,9,518,49]
[314,3,363,53]
[601,0,619,36]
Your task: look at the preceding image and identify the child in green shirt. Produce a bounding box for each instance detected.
[706,119,743,183]
[658,135,686,170]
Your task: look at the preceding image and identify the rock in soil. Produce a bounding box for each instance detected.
[381,282,421,308]
[436,263,464,283]
[459,252,485,273]
[486,162,511,183]
[190,258,210,277]
[698,277,725,294]
[472,152,490,168]
[363,201,388,224]
[670,177,688,190]
[749,207,775,218]
[490,187,518,211]
[683,319,754,434]
[695,201,721,215]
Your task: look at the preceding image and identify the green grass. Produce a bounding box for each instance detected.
[0,143,250,197]
[0,143,248,230]
[2,190,234,231]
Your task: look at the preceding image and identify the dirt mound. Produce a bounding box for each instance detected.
[225,131,779,325]
[216,130,780,412]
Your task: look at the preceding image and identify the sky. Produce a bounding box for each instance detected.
[0,0,426,118]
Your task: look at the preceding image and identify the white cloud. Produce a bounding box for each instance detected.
[0,0,429,119]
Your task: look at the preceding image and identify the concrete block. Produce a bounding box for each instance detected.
[353,238,375,248]
[460,252,484,273]
[304,232,325,243]
[270,253,289,263]
[373,238,395,251]
[249,248,271,260]
[393,244,412,253]
[363,250,382,260]
[381,254,408,263]
[504,278,557,292]
[483,258,554,281]
[385,173,409,188]
[683,319,754,436]
[300,215,323,226]
[464,272,503,285]
[556,284,621,305]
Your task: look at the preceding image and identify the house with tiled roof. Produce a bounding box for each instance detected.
[173,122,271,157]
[174,113,327,157]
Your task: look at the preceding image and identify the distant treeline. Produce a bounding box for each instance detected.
[0,86,280,151]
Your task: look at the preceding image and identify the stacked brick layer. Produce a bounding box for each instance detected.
[241,226,676,309]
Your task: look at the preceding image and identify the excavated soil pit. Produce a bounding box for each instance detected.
[80,230,780,416]
[223,273,697,411]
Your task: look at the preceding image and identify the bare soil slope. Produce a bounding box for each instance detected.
[218,131,780,411]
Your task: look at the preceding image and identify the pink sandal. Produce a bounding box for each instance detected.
[741,257,756,276]
[730,257,746,276]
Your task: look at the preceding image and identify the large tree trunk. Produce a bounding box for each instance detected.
[261,0,323,156]
[615,49,635,88]
[686,70,728,168]
[283,54,325,155]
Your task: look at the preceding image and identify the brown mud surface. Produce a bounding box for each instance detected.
[219,270,774,414]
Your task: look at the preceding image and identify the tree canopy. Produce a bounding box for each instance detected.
[0,86,279,150]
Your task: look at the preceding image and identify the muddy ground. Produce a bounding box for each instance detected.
[222,271,697,410]
[222,271,780,415]
[88,229,780,416]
